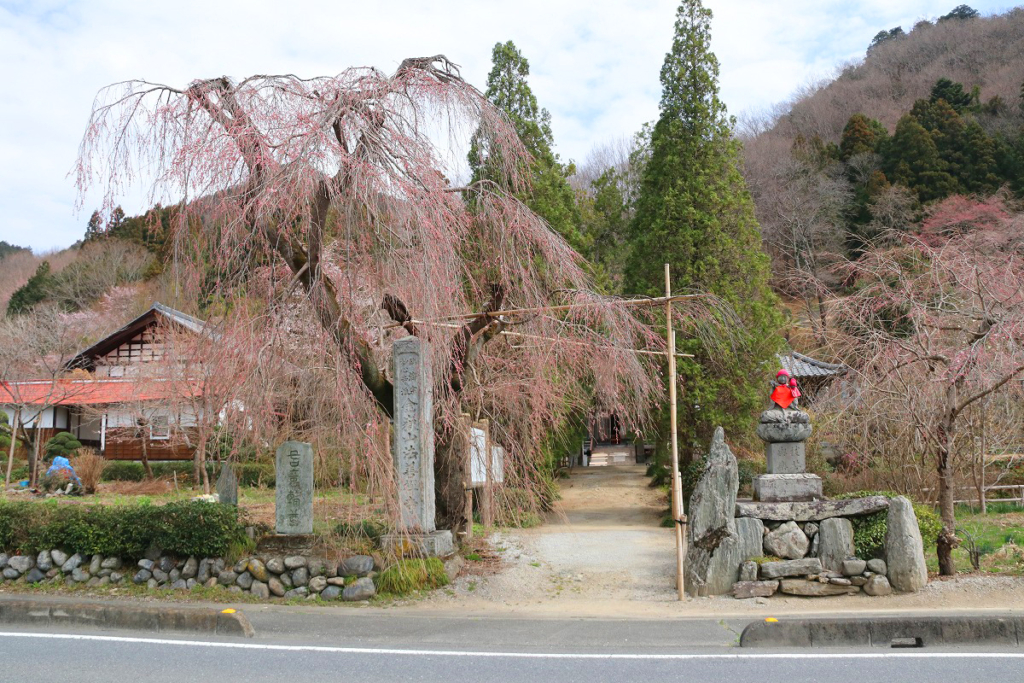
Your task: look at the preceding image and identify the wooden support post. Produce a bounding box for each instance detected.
[666,263,687,600]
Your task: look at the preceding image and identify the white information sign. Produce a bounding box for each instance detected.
[470,427,505,486]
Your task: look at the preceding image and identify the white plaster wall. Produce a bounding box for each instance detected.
[0,405,68,429]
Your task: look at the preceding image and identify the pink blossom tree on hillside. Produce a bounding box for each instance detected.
[76,57,725,534]
[825,215,1024,575]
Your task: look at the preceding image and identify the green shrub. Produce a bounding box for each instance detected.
[151,462,195,480]
[0,500,247,559]
[236,461,275,488]
[836,491,944,558]
[737,458,765,492]
[334,518,389,543]
[849,511,888,559]
[44,432,83,458]
[494,487,543,528]
[375,558,448,595]
[101,462,146,482]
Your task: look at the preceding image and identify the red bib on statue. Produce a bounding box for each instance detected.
[771,385,794,410]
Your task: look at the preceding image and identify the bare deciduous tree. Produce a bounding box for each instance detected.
[75,57,717,534]
[824,224,1024,575]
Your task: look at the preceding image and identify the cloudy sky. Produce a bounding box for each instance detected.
[0,0,1013,251]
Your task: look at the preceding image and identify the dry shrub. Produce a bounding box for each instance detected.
[71,448,108,494]
[98,477,174,495]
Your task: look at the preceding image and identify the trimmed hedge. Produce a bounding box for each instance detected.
[101,461,196,482]
[0,500,247,560]
[101,461,276,488]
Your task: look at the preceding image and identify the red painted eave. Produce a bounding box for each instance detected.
[0,379,203,406]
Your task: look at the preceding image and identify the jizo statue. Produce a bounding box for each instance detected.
[770,368,801,413]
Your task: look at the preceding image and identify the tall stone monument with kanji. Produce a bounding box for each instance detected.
[380,336,454,557]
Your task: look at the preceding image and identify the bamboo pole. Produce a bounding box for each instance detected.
[666,264,687,600]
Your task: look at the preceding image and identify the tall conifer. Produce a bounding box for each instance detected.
[469,41,585,251]
[625,0,781,459]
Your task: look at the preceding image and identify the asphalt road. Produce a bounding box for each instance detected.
[1,630,1022,682]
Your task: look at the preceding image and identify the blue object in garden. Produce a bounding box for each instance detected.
[46,456,81,485]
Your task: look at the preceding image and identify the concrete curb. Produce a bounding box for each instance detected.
[0,599,254,638]
[740,615,1024,648]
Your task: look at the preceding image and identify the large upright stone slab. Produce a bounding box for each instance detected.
[216,463,238,506]
[817,517,855,572]
[275,441,313,535]
[392,336,435,533]
[884,496,928,592]
[735,517,765,561]
[685,427,740,597]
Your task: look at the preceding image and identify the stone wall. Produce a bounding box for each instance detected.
[0,549,379,602]
[726,495,929,599]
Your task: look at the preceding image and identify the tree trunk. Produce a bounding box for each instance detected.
[29,423,42,488]
[140,434,154,480]
[816,293,827,345]
[5,409,19,488]
[434,427,469,539]
[936,423,958,576]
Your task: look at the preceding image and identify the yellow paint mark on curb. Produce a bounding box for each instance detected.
[765,617,778,623]
[221,609,237,614]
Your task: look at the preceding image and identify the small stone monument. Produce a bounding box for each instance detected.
[752,369,822,502]
[275,440,314,535]
[380,336,454,557]
[216,462,238,506]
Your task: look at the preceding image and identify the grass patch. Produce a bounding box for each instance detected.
[375,558,449,595]
[465,553,482,562]
[923,508,1024,575]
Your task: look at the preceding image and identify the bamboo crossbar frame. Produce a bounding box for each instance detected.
[381,294,707,330]
[398,319,695,359]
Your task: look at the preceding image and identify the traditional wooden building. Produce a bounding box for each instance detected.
[776,350,848,402]
[1,303,212,461]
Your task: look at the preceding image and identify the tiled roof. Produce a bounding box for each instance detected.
[0,379,202,406]
[778,351,847,378]
[68,302,217,370]
[152,302,211,337]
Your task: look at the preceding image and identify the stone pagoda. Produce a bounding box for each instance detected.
[752,369,822,502]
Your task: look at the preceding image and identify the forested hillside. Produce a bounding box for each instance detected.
[742,6,1024,344]
[1,202,178,321]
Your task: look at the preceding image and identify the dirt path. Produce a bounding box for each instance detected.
[416,465,1024,618]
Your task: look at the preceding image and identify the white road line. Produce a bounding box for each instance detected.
[0,632,1021,659]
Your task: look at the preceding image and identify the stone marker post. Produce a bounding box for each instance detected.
[216,462,238,506]
[381,336,453,557]
[393,336,436,532]
[275,441,314,535]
